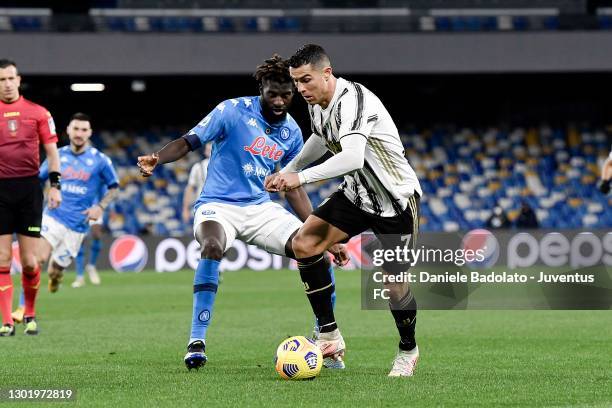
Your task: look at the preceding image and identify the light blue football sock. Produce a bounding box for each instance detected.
[189,259,220,346]
[75,245,85,278]
[89,239,102,266]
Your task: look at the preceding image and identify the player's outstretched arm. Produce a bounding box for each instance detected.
[138,137,190,177]
[279,133,328,174]
[271,133,367,192]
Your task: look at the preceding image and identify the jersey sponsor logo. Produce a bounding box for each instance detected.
[242,162,270,178]
[247,118,258,128]
[243,136,284,161]
[201,209,216,216]
[3,111,19,117]
[63,166,91,181]
[280,127,290,140]
[109,235,148,272]
[63,183,87,195]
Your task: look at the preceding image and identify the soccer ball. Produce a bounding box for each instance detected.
[274,336,322,380]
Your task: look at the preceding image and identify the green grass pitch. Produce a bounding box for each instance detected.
[2,269,611,407]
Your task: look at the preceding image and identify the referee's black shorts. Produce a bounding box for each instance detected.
[313,191,420,273]
[0,176,43,237]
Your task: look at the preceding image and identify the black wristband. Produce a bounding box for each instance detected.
[49,171,61,189]
[599,179,611,195]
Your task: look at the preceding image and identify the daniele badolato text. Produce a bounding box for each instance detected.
[371,270,595,284]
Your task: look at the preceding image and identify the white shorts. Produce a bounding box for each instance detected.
[41,215,86,268]
[193,201,302,256]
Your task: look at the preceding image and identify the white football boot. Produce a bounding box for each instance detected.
[388,346,419,377]
[86,265,101,285]
[315,328,346,369]
[71,276,85,288]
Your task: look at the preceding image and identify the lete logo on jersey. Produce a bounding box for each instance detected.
[109,235,148,272]
[244,136,284,161]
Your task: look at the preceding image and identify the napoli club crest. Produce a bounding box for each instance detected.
[280,127,290,140]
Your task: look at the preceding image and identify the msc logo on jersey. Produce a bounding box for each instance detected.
[462,229,500,268]
[280,127,290,140]
[109,235,148,272]
[242,162,270,178]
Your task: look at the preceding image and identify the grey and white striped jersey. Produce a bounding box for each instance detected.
[308,77,422,217]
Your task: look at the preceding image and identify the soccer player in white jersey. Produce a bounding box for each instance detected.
[266,44,423,377]
[137,55,347,371]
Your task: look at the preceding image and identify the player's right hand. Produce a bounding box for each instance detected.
[48,187,62,209]
[137,153,159,177]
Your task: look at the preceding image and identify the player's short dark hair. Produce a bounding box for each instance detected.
[70,112,91,123]
[288,44,331,69]
[0,59,18,72]
[253,54,292,85]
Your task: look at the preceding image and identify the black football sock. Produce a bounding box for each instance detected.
[389,291,417,351]
[297,254,337,333]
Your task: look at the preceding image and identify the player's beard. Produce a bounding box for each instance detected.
[263,107,287,124]
[71,140,87,153]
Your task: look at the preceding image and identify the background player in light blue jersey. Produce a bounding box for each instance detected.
[72,183,108,288]
[38,113,119,296]
[137,55,348,371]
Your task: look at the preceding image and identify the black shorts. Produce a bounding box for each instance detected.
[313,191,420,273]
[0,176,43,237]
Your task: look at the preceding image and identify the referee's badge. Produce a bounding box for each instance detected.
[280,127,290,140]
[7,119,18,134]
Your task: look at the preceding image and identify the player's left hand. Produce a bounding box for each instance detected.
[328,243,350,267]
[272,173,301,192]
[137,153,159,177]
[47,187,62,209]
[83,205,103,222]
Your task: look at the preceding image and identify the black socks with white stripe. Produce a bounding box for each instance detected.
[389,291,417,351]
[297,254,337,333]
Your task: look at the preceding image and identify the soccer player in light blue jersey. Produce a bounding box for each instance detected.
[72,183,108,288]
[38,113,119,300]
[137,55,348,371]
